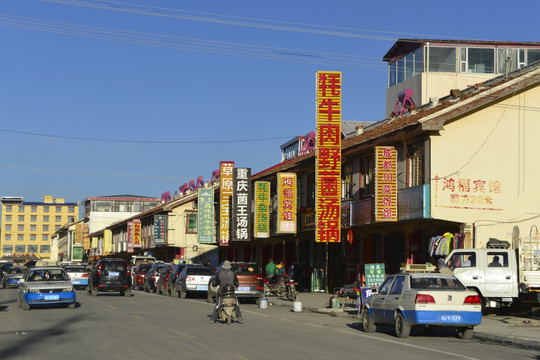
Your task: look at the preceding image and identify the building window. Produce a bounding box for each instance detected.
[43,225,49,231]
[428,47,456,72]
[56,206,62,213]
[5,206,12,212]
[3,245,13,254]
[407,142,424,187]
[5,234,11,241]
[42,234,49,241]
[30,234,36,241]
[55,225,61,231]
[342,162,354,200]
[18,225,24,231]
[359,156,374,197]
[18,215,24,222]
[43,215,49,222]
[30,225,36,231]
[186,212,197,233]
[5,215,11,222]
[68,207,75,213]
[43,206,49,213]
[56,216,62,222]
[460,48,494,74]
[31,215,37,222]
[15,245,25,253]
[31,206,37,213]
[18,234,24,241]
[18,206,24,213]
[528,49,540,64]
[5,224,11,231]
[27,245,38,253]
[40,245,50,253]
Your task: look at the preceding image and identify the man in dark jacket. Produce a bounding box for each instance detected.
[209,260,243,324]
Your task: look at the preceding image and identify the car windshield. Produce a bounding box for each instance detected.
[138,265,152,273]
[9,267,25,274]
[65,266,86,272]
[102,262,125,272]
[186,268,212,275]
[231,263,260,273]
[27,269,69,282]
[410,275,466,290]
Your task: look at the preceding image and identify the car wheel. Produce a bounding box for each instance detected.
[124,288,132,297]
[90,284,98,297]
[17,297,22,308]
[395,312,410,338]
[362,308,376,333]
[458,327,474,340]
[67,302,76,309]
[207,291,215,303]
[2,280,6,289]
[167,288,172,297]
[22,300,30,311]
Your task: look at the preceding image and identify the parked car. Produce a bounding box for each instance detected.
[17,266,76,310]
[143,263,170,293]
[64,265,89,290]
[207,262,263,303]
[166,263,203,296]
[0,262,13,283]
[361,272,482,339]
[133,263,153,291]
[2,266,27,289]
[155,264,173,295]
[174,266,213,298]
[88,258,131,296]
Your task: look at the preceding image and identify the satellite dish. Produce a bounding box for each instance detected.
[512,226,520,249]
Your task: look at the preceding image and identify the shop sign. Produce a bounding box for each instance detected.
[316,71,342,242]
[254,181,270,238]
[375,146,397,222]
[364,263,385,287]
[197,189,215,244]
[104,230,112,255]
[133,219,142,247]
[277,172,297,233]
[232,168,251,241]
[219,161,234,246]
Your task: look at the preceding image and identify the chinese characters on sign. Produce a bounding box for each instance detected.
[219,161,234,246]
[132,219,142,247]
[277,172,297,234]
[232,168,252,241]
[104,229,112,255]
[254,181,270,238]
[364,263,386,287]
[153,215,167,246]
[83,237,90,250]
[197,189,215,244]
[375,146,397,222]
[127,222,134,253]
[75,223,83,246]
[434,175,503,210]
[316,71,341,242]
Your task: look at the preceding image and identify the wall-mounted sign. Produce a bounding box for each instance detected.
[254,181,270,238]
[197,189,214,244]
[153,216,166,246]
[232,168,251,241]
[219,161,234,246]
[133,219,142,247]
[277,172,297,234]
[104,230,112,255]
[375,146,397,222]
[316,71,342,242]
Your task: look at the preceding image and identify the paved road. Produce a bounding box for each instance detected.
[0,288,538,360]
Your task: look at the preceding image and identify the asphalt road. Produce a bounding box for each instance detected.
[0,288,538,360]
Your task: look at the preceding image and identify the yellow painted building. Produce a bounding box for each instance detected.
[0,195,79,260]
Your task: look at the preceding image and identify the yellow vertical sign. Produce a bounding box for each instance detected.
[104,229,112,255]
[316,71,342,242]
[375,146,397,221]
[277,173,297,234]
[254,181,270,238]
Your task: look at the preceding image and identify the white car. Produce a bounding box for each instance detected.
[64,265,89,289]
[174,266,213,298]
[17,267,76,310]
[361,272,482,339]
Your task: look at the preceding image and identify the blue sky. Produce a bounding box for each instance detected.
[1,0,538,205]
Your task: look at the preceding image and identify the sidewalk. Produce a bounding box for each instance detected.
[265,291,540,350]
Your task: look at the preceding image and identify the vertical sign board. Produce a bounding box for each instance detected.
[316,71,342,242]
[254,181,270,238]
[104,229,112,255]
[364,263,386,287]
[83,224,89,244]
[127,222,133,253]
[75,223,82,246]
[232,168,251,241]
[91,237,98,250]
[83,236,90,251]
[133,219,142,247]
[219,161,235,246]
[197,189,215,244]
[277,173,297,234]
[153,215,167,246]
[375,146,398,222]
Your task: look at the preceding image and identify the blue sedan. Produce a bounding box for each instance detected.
[17,267,76,310]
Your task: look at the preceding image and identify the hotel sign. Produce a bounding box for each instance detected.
[277,172,297,233]
[375,146,397,222]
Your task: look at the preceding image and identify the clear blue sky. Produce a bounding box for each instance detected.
[1,0,538,204]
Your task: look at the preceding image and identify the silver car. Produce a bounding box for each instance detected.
[17,267,76,310]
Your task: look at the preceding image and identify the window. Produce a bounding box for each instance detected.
[31,215,37,222]
[5,224,11,231]
[405,52,413,80]
[30,234,36,241]
[497,48,522,73]
[3,245,13,253]
[15,245,25,253]
[487,252,508,267]
[55,225,61,231]
[55,216,62,222]
[186,212,197,233]
[407,142,424,187]
[18,206,24,213]
[43,225,49,231]
[378,277,394,295]
[18,225,24,231]
[461,48,494,74]
[43,215,49,222]
[448,252,476,269]
[43,206,49,213]
[42,234,49,241]
[390,276,405,294]
[27,245,38,253]
[359,156,374,197]
[528,49,540,65]
[389,61,397,87]
[5,234,11,241]
[5,215,11,222]
[18,215,24,222]
[31,206,37,213]
[56,206,62,213]
[18,234,24,241]
[5,206,12,212]
[397,57,405,83]
[40,245,50,253]
[428,47,456,72]
[30,225,36,231]
[68,207,75,213]
[414,48,423,76]
[342,162,353,200]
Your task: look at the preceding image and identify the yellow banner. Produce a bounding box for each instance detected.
[375,146,398,221]
[83,237,90,250]
[254,181,270,238]
[91,237,98,249]
[104,229,112,255]
[316,71,342,242]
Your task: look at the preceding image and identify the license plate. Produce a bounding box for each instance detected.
[502,297,512,302]
[238,286,250,291]
[197,285,207,291]
[44,295,60,301]
[109,271,119,276]
[72,280,82,284]
[440,314,463,323]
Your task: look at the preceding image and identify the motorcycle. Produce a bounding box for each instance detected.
[284,275,298,302]
[263,276,287,299]
[217,284,241,325]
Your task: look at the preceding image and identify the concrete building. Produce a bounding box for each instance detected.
[0,195,78,260]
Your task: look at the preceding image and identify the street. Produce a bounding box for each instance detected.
[0,288,538,360]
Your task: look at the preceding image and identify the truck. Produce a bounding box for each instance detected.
[444,236,540,310]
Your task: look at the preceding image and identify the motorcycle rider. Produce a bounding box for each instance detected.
[209,260,243,324]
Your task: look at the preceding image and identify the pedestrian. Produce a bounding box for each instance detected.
[265,257,276,279]
[298,260,312,292]
[287,258,298,281]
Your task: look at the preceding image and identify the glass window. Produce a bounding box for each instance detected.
[69,207,75,213]
[18,225,24,231]
[397,57,405,83]
[186,212,197,233]
[55,225,61,231]
[360,156,374,197]
[30,225,36,231]
[378,277,394,295]
[43,225,49,231]
[30,234,36,241]
[18,215,24,222]
[15,245,25,253]
[43,215,49,222]
[428,47,456,72]
[448,252,476,269]
[5,224,11,231]
[467,48,494,73]
[56,206,62,213]
[407,142,424,187]
[55,216,62,222]
[18,206,24,213]
[528,49,540,65]
[405,52,414,80]
[497,49,519,73]
[390,276,405,294]
[40,245,51,253]
[31,206,37,213]
[389,61,397,87]
[43,206,49,213]
[42,234,49,241]
[487,252,508,267]
[17,234,24,241]
[3,245,13,253]
[27,245,38,253]
[5,206,12,212]
[31,215,37,222]
[5,234,11,241]
[414,48,423,75]
[5,215,11,222]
